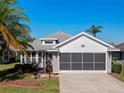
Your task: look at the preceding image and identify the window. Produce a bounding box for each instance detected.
[45,40,54,44]
[39,52,42,57]
[32,52,36,63]
[41,40,58,45]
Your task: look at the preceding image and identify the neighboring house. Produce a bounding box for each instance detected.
[0,41,19,63]
[112,43,124,64]
[20,31,119,73]
[0,51,18,63]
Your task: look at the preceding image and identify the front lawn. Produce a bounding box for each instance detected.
[0,63,59,93]
[0,77,59,93]
[0,63,18,71]
[111,73,124,82]
[111,62,124,82]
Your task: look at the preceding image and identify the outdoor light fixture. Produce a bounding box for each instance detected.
[81,45,85,47]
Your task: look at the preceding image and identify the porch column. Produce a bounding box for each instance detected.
[24,55,27,64]
[20,53,23,64]
[52,52,59,73]
[41,52,44,67]
[107,52,112,73]
[30,52,32,63]
[44,52,46,67]
[36,52,39,63]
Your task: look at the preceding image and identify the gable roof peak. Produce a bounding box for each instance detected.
[54,31,114,48]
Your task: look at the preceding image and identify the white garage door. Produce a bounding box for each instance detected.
[60,53,106,71]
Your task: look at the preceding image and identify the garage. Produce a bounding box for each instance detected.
[60,53,106,71]
[53,32,119,73]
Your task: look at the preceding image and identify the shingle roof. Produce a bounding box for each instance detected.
[115,43,124,51]
[28,31,72,51]
[43,31,72,43]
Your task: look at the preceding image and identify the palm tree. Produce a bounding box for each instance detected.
[0,0,32,51]
[86,25,103,37]
[0,0,33,60]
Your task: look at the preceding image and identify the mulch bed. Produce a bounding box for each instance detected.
[0,80,42,88]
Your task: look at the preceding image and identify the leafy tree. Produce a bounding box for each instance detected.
[86,25,103,37]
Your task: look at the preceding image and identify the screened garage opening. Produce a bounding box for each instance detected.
[60,53,106,71]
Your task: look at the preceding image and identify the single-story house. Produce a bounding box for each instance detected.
[112,43,124,60]
[0,50,18,63]
[112,43,124,64]
[20,32,119,73]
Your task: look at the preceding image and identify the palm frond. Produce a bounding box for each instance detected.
[0,0,32,52]
[0,23,22,50]
[86,25,103,37]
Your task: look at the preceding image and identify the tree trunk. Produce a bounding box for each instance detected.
[93,33,96,37]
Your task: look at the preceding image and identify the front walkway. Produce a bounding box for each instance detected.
[60,73,124,93]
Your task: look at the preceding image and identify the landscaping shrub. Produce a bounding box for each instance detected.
[23,64,33,71]
[14,64,22,71]
[9,57,20,63]
[15,57,20,62]
[112,57,118,63]
[9,57,16,63]
[112,63,122,73]
[14,63,39,73]
[121,66,124,75]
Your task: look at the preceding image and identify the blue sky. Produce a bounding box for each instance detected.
[18,0,124,44]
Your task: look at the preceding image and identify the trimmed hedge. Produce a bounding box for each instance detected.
[10,63,39,73]
[112,63,122,73]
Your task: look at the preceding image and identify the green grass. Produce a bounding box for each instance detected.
[111,73,124,82]
[0,62,25,82]
[0,77,59,93]
[0,63,59,93]
[0,63,18,71]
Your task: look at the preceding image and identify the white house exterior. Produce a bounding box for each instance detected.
[20,32,119,73]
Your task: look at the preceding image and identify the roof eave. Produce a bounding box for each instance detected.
[108,48,120,52]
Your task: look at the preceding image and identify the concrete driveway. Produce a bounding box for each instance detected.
[60,73,124,93]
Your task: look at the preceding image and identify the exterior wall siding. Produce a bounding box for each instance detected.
[59,35,107,53]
